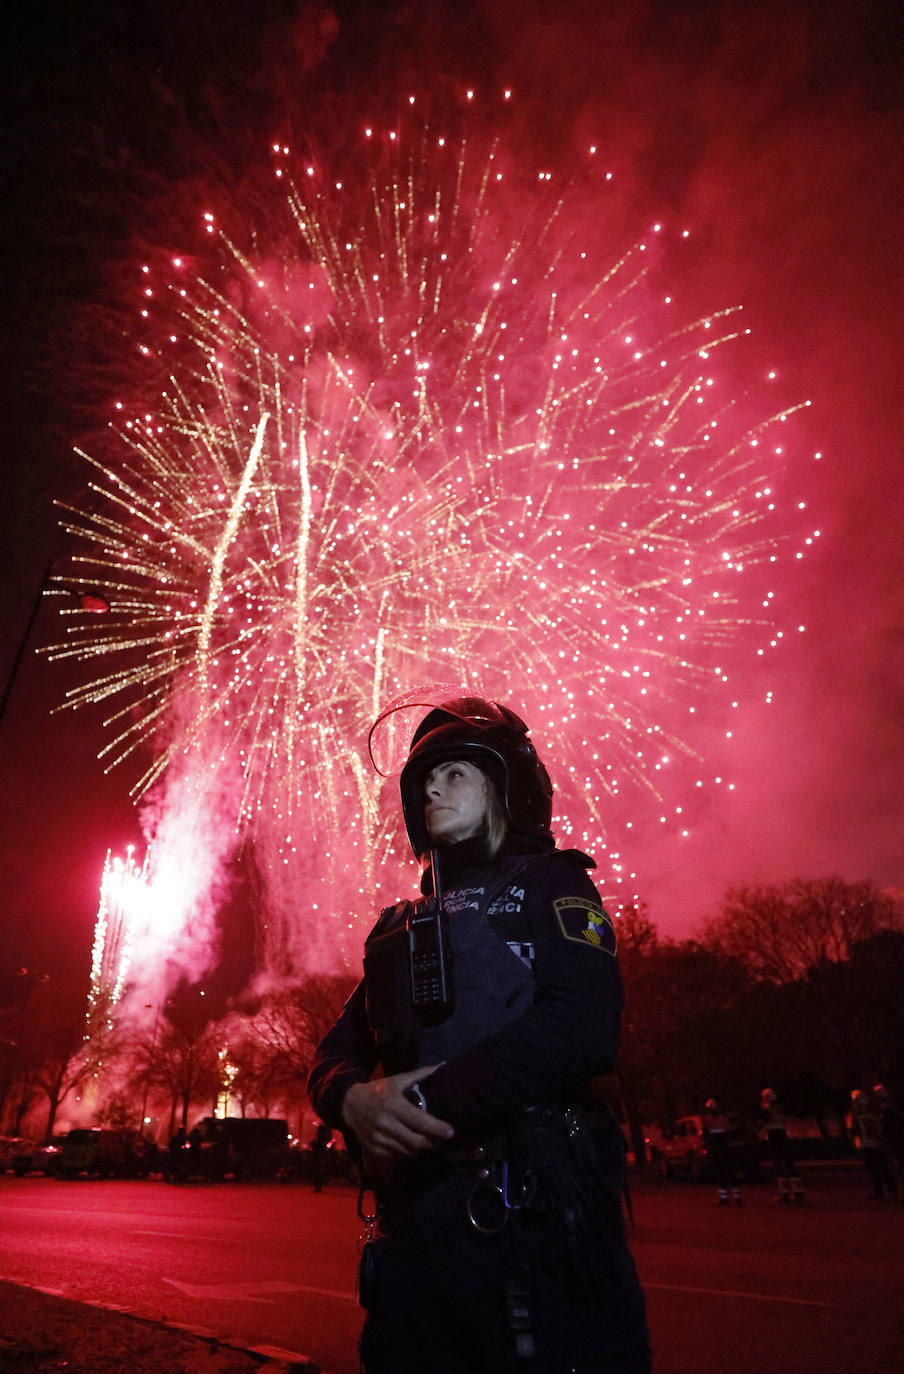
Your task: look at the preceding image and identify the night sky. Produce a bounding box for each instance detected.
[1,0,901,995]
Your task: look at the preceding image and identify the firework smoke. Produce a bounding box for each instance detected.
[48,97,817,978]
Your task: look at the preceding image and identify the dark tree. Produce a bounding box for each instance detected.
[17,981,97,1136]
[131,1017,224,1135]
[250,973,359,1087]
[802,928,904,1100]
[0,1027,40,1135]
[617,905,754,1150]
[214,1017,295,1120]
[703,878,902,983]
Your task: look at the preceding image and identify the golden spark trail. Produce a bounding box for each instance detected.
[196,411,270,707]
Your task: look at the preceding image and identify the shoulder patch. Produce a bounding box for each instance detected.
[553,897,617,955]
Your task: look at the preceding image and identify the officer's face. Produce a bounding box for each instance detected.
[423,759,488,844]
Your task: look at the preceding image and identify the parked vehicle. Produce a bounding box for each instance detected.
[56,1128,154,1179]
[185,1117,292,1181]
[0,1136,36,1173]
[658,1113,762,1182]
[11,1135,67,1176]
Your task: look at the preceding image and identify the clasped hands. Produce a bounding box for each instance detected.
[342,1066,454,1163]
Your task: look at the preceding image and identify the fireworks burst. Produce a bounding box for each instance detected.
[86,844,150,1034]
[47,98,817,962]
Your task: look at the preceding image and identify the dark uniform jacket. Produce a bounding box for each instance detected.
[308,844,623,1144]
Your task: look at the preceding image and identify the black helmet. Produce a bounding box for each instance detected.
[399,696,554,858]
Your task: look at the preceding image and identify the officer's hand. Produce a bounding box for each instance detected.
[341,1067,454,1162]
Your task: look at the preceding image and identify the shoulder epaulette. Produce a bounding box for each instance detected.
[365,900,411,944]
[551,847,597,871]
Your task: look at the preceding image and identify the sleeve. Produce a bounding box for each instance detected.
[420,855,624,1134]
[307,981,380,1130]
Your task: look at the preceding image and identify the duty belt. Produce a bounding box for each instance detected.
[441,1104,590,1234]
[442,1102,587,1165]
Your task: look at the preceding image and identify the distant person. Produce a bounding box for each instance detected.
[168,1126,187,1184]
[187,1125,203,1180]
[759,1088,803,1204]
[873,1084,904,1190]
[311,1120,333,1193]
[848,1089,897,1200]
[139,1134,159,1177]
[703,1099,741,1205]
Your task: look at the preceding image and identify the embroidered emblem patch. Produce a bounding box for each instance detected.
[553,898,617,955]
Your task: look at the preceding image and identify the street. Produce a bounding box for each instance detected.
[1,1169,901,1373]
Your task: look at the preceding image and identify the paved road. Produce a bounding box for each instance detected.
[1,1170,901,1373]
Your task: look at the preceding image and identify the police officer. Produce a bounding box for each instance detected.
[873,1084,904,1187]
[849,1088,897,1200]
[759,1088,802,1204]
[702,1099,741,1206]
[308,698,651,1373]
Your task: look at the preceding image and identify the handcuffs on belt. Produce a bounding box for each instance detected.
[466,1158,538,1234]
[405,1081,535,1234]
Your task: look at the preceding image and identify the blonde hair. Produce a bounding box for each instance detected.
[483,771,508,857]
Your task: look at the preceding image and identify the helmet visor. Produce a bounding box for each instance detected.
[368,683,514,777]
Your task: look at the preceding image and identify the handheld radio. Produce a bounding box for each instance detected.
[407,847,454,1024]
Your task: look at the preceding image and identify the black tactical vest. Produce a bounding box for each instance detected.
[363,858,538,1075]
